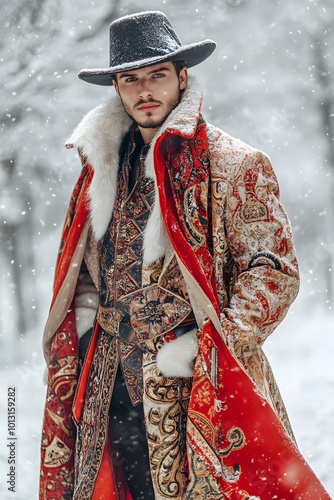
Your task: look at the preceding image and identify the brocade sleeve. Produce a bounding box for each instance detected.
[221,150,300,358]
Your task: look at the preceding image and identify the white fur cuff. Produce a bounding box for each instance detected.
[156,328,198,378]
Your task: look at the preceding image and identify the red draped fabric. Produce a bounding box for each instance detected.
[154,128,330,499]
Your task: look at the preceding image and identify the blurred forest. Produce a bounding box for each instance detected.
[2,0,334,352]
[1,0,334,497]
[0,0,334,352]
[1,0,334,347]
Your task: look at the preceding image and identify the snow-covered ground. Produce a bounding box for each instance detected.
[0,311,333,499]
[265,312,334,497]
[0,330,46,500]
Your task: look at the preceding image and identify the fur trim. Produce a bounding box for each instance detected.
[66,97,132,241]
[156,328,198,378]
[66,78,203,263]
[142,198,171,264]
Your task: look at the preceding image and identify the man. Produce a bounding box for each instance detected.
[40,10,330,500]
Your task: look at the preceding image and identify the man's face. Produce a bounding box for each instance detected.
[113,61,187,143]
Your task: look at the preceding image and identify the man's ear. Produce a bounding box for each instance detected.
[113,79,120,97]
[179,67,188,90]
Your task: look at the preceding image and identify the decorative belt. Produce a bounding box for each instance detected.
[97,284,196,348]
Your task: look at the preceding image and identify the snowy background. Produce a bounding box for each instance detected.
[1,0,333,498]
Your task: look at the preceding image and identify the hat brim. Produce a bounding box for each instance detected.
[78,40,216,86]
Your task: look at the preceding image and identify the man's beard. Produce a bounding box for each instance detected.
[120,89,182,129]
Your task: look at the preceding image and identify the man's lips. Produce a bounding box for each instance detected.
[136,103,161,111]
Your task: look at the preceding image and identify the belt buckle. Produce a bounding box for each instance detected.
[97,306,123,337]
[119,284,192,343]
[118,321,136,344]
[97,305,141,347]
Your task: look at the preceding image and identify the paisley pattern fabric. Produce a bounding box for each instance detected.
[142,344,192,499]
[52,158,92,310]
[40,306,78,499]
[154,123,329,498]
[161,122,299,435]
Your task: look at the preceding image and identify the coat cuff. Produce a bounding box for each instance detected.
[156,328,198,378]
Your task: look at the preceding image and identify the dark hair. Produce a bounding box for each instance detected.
[111,60,186,84]
[172,60,186,76]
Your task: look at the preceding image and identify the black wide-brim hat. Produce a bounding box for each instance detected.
[78,10,217,86]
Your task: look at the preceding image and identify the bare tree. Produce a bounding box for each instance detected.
[308,7,334,303]
[1,0,62,338]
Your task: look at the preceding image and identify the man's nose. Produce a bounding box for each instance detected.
[138,80,153,100]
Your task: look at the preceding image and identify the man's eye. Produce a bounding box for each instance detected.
[125,77,136,82]
[153,73,164,78]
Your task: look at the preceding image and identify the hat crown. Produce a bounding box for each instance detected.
[109,11,182,68]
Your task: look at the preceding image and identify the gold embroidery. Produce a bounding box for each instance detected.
[143,349,191,499]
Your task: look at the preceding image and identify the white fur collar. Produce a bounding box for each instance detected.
[66,77,203,264]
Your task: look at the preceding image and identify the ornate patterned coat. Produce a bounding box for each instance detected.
[40,80,330,499]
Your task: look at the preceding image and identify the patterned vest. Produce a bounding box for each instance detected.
[99,126,157,306]
[98,125,194,404]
